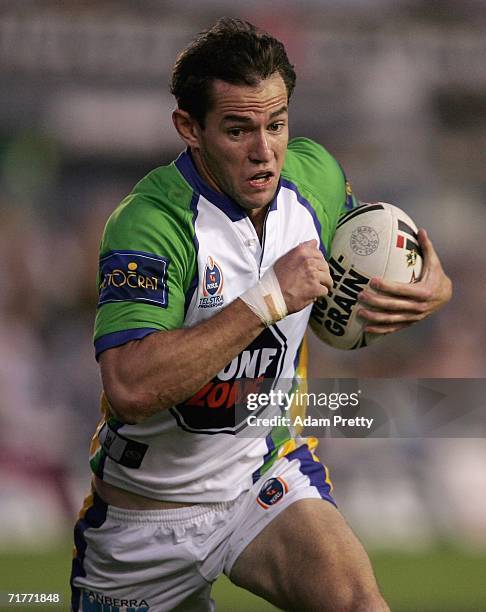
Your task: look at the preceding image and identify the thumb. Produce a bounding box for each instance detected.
[417,228,439,273]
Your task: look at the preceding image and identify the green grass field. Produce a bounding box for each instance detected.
[0,539,485,611]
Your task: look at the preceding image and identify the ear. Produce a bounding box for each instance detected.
[172,109,202,149]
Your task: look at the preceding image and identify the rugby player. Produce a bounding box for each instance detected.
[71,18,452,612]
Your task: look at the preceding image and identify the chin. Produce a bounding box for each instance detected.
[241,188,277,210]
[239,196,272,212]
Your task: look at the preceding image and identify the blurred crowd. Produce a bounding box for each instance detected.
[0,1,485,548]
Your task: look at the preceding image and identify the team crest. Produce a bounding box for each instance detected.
[199,256,224,308]
[257,477,289,509]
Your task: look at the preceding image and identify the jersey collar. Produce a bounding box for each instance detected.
[175,149,280,222]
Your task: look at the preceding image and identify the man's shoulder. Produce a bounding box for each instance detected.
[108,162,194,224]
[101,161,196,252]
[131,161,195,210]
[286,136,333,160]
[280,138,351,253]
[283,138,342,185]
[282,137,346,206]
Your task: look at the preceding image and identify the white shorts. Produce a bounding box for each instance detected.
[71,443,335,611]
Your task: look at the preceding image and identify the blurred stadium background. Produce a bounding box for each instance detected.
[0,1,485,610]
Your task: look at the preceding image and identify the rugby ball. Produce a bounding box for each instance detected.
[310,202,423,350]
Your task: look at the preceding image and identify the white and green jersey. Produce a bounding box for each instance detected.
[90,137,356,503]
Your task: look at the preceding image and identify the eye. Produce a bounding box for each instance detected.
[228,128,244,137]
[268,122,285,133]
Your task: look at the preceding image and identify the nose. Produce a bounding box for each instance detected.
[249,130,273,164]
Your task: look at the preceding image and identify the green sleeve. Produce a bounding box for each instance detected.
[282,137,358,254]
[94,166,197,345]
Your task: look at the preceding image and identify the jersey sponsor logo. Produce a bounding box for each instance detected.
[82,590,150,611]
[98,422,148,469]
[199,256,224,308]
[257,476,288,509]
[171,326,287,434]
[98,250,169,308]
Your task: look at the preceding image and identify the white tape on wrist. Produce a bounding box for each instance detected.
[240,266,288,327]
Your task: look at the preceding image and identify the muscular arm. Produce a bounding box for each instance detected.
[100,298,264,424]
[100,240,331,424]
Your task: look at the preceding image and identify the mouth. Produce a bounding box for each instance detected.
[247,171,274,189]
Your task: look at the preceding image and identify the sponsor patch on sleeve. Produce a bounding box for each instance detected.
[98,250,169,308]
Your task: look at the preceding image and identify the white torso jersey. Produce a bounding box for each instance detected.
[90,138,356,502]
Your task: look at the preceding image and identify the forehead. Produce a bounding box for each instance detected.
[208,73,288,119]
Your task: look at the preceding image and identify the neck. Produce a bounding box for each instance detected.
[190,148,269,241]
[190,148,221,193]
[247,206,268,242]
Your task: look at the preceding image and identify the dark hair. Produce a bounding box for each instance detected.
[170,18,296,127]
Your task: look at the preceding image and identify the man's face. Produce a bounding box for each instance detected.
[191,73,289,214]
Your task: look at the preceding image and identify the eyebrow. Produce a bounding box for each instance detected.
[222,105,288,124]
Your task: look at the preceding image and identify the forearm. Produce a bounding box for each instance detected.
[100,240,332,424]
[100,298,265,423]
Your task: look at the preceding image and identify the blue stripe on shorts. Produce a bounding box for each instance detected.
[70,492,108,611]
[285,444,337,507]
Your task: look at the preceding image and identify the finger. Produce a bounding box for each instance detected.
[316,284,330,298]
[417,229,449,289]
[315,272,333,294]
[358,307,424,324]
[304,259,330,283]
[301,263,332,294]
[364,322,412,334]
[307,251,327,266]
[368,277,431,300]
[321,279,333,293]
[315,258,330,271]
[358,289,427,314]
[417,228,439,269]
[305,261,331,286]
[317,265,333,283]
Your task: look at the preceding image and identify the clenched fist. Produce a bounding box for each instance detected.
[273,240,332,314]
